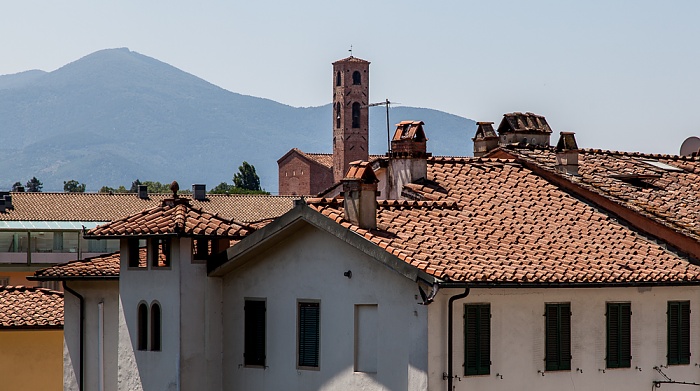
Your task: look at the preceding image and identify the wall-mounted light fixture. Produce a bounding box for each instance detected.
[343,270,352,279]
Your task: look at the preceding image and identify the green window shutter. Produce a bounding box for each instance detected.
[545,303,571,371]
[298,302,320,368]
[244,300,266,366]
[668,301,690,365]
[464,304,490,375]
[606,303,631,368]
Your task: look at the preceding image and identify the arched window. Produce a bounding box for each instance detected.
[335,103,341,128]
[137,302,148,351]
[151,302,162,351]
[336,71,341,86]
[352,102,361,128]
[352,71,361,85]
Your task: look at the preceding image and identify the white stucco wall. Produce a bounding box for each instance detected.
[63,280,119,391]
[222,224,429,391]
[118,239,181,391]
[428,286,700,391]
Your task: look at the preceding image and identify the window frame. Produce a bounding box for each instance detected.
[297,300,320,370]
[668,301,690,365]
[464,303,491,376]
[150,237,172,268]
[244,299,266,367]
[150,302,162,351]
[545,303,571,371]
[606,302,631,368]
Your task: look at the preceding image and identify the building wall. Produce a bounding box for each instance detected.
[278,153,333,196]
[428,286,700,391]
[63,280,119,391]
[0,329,63,391]
[118,239,182,391]
[222,224,429,391]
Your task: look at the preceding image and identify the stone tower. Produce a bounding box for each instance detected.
[332,56,370,183]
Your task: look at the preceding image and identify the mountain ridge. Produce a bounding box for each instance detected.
[0,48,475,193]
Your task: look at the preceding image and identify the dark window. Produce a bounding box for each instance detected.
[245,300,266,366]
[668,301,690,365]
[352,71,361,85]
[336,71,341,86]
[607,303,631,368]
[545,303,571,371]
[137,303,148,350]
[298,302,320,368]
[128,238,140,268]
[193,239,210,261]
[335,103,341,129]
[352,102,361,128]
[151,238,171,267]
[150,303,161,351]
[464,304,490,375]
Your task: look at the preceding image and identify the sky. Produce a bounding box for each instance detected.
[1,0,699,154]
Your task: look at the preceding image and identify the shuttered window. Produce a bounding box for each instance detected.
[464,304,490,375]
[668,301,690,365]
[545,303,571,371]
[298,302,320,368]
[244,299,266,366]
[606,303,631,368]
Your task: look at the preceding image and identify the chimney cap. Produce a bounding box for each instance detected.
[556,132,579,151]
[393,121,427,142]
[343,161,379,184]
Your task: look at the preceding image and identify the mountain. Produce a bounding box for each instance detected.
[0,48,475,193]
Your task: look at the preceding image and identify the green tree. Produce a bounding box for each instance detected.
[209,182,235,194]
[11,182,23,192]
[25,177,43,192]
[232,161,261,191]
[63,180,86,193]
[99,186,128,193]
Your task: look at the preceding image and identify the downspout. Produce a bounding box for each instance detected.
[63,281,85,391]
[447,287,470,391]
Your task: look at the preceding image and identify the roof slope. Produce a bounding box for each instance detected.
[508,148,700,243]
[0,286,63,329]
[33,251,123,279]
[86,198,252,238]
[0,192,295,223]
[307,157,700,285]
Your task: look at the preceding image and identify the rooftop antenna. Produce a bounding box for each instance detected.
[349,45,353,57]
[366,99,400,154]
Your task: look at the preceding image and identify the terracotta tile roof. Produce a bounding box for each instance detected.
[508,147,700,243]
[307,157,700,285]
[294,150,385,170]
[86,198,252,238]
[0,286,63,329]
[0,193,295,223]
[33,251,122,279]
[332,56,370,64]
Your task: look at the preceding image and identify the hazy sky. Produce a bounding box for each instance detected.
[2,1,699,154]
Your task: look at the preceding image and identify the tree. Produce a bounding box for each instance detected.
[64,180,86,193]
[11,182,23,192]
[232,161,261,191]
[209,182,235,194]
[99,186,128,193]
[129,179,142,193]
[25,177,43,192]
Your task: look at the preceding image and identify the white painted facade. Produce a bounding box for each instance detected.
[429,286,700,391]
[63,281,119,391]
[222,224,429,391]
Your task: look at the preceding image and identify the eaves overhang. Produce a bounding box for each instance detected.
[208,202,438,285]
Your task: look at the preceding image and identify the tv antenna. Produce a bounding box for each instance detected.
[366,99,400,154]
[349,45,353,57]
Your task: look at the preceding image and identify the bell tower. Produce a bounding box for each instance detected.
[332,56,370,183]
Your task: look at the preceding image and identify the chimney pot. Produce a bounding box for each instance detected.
[342,161,378,230]
[138,185,148,199]
[3,194,12,209]
[555,132,580,176]
[0,199,5,213]
[192,184,206,201]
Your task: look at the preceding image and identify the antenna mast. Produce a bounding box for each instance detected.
[367,99,395,154]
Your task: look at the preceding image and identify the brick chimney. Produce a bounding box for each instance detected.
[342,161,378,230]
[472,122,498,157]
[555,132,579,176]
[388,121,431,199]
